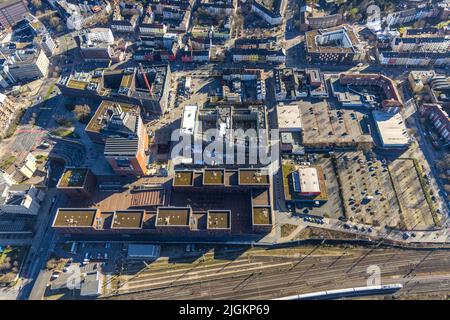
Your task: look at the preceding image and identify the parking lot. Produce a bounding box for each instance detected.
[336,151,401,228]
[56,241,126,274]
[389,159,435,230]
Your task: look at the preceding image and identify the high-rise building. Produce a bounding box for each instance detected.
[0,0,28,29]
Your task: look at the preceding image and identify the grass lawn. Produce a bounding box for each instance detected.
[51,127,74,137]
[44,83,56,100]
[280,224,298,238]
[0,155,17,170]
[436,20,450,29]
[35,154,49,164]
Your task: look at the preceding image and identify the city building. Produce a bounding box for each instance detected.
[408,70,436,93]
[52,167,273,238]
[78,28,117,62]
[127,244,161,259]
[391,36,450,52]
[57,168,97,198]
[199,0,235,15]
[53,0,108,31]
[0,0,28,29]
[0,184,45,216]
[385,7,439,27]
[419,103,450,144]
[181,105,269,166]
[0,152,38,185]
[4,49,49,83]
[329,74,368,107]
[282,162,327,204]
[305,25,365,64]
[372,111,410,148]
[276,103,302,132]
[338,73,403,113]
[378,50,450,67]
[299,100,373,150]
[139,23,167,36]
[180,105,197,136]
[52,208,103,233]
[111,15,138,33]
[232,48,286,64]
[41,35,56,57]
[104,135,149,176]
[58,65,171,116]
[11,14,56,57]
[276,103,303,154]
[85,101,143,144]
[217,68,267,103]
[306,68,328,98]
[300,6,342,31]
[274,68,308,101]
[251,0,283,26]
[84,100,149,176]
[425,74,450,109]
[181,49,210,63]
[0,93,17,138]
[234,37,277,50]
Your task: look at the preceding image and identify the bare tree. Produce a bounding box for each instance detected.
[49,16,61,28]
[31,0,42,9]
[73,104,91,122]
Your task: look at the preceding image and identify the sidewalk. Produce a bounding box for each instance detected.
[263,210,450,245]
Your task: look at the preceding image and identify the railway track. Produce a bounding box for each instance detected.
[103,248,450,300]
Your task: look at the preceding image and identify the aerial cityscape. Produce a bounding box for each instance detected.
[0,0,449,304]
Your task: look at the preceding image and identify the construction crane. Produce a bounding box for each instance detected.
[139,63,153,97]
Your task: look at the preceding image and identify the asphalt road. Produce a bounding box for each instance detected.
[17,193,66,300]
[104,246,450,300]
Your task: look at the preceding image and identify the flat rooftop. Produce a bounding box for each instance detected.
[207,210,231,229]
[66,176,170,212]
[252,188,270,206]
[181,105,197,135]
[238,169,270,185]
[156,207,191,227]
[104,137,139,156]
[282,162,328,202]
[173,170,194,186]
[203,169,225,185]
[57,168,88,188]
[277,104,302,131]
[306,25,359,54]
[300,100,373,147]
[111,210,144,229]
[53,209,98,228]
[252,206,272,225]
[86,100,138,135]
[373,111,410,147]
[297,167,320,194]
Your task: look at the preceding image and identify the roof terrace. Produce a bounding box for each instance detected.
[207,210,231,230]
[57,168,88,188]
[173,170,194,186]
[156,207,191,227]
[238,168,270,186]
[252,206,272,225]
[203,169,225,185]
[53,208,99,228]
[111,210,144,229]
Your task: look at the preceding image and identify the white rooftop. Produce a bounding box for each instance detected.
[373,111,410,147]
[298,167,320,194]
[181,105,197,135]
[277,104,302,131]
